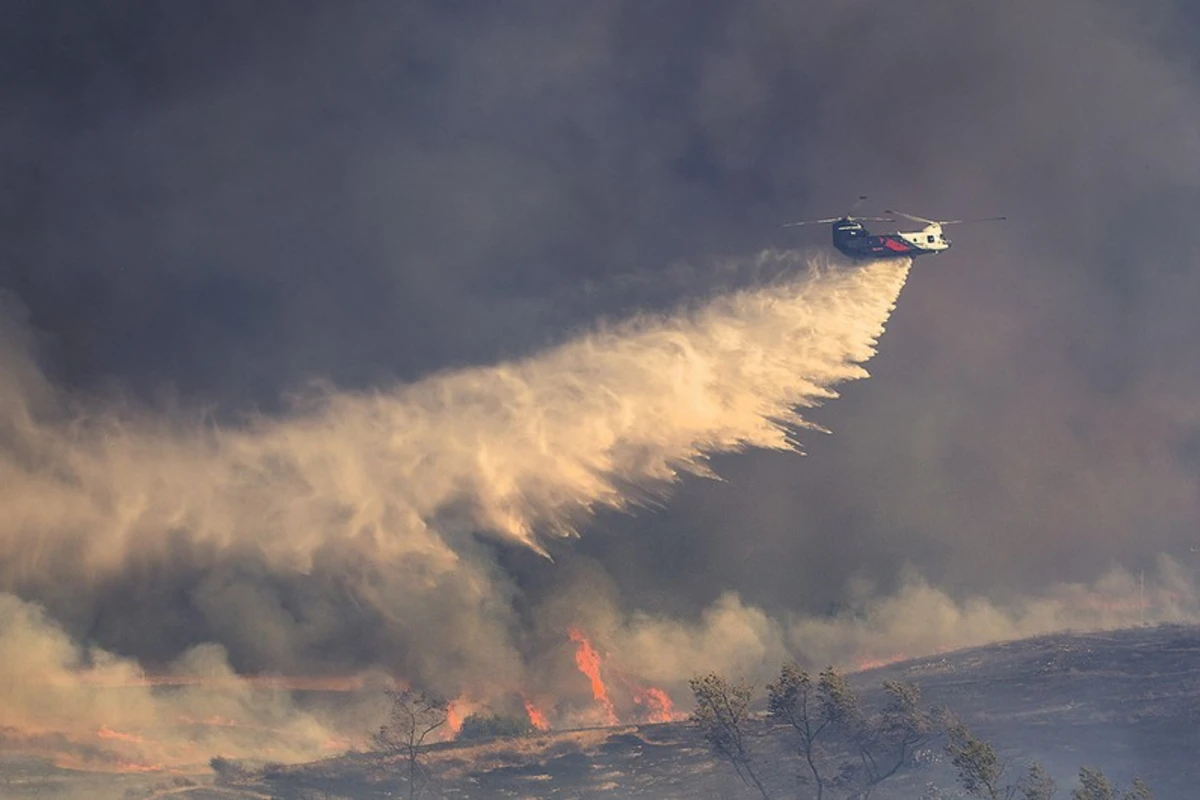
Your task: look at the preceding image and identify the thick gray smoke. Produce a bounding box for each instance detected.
[5,0,1200,775]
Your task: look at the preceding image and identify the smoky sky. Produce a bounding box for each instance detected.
[4,0,1200,684]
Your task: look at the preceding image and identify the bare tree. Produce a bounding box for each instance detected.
[767,662,830,799]
[689,672,772,800]
[373,688,449,800]
[766,664,934,800]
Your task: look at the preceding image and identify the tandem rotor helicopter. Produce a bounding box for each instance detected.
[783,196,1005,260]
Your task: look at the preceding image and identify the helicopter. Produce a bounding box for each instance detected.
[783,197,1005,260]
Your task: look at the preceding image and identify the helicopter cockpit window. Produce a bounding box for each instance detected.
[927,234,936,243]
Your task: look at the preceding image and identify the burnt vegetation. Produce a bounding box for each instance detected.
[57,626,1189,799]
[456,712,537,742]
[688,658,1158,800]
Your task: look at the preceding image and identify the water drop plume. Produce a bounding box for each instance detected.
[0,251,911,576]
[0,250,913,768]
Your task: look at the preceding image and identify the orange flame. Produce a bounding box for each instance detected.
[567,627,618,726]
[853,652,909,672]
[524,698,550,731]
[110,760,164,774]
[56,754,164,774]
[177,715,243,728]
[632,686,679,723]
[96,725,145,744]
[321,735,358,752]
[446,700,464,738]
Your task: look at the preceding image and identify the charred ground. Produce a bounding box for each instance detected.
[6,623,1198,799]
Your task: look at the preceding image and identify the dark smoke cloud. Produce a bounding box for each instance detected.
[3,0,1200,768]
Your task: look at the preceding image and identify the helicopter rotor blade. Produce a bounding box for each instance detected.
[781,217,842,227]
[782,215,896,228]
[884,209,937,225]
[938,216,1008,225]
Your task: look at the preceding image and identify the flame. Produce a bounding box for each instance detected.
[443,693,487,740]
[177,714,244,728]
[524,698,550,731]
[321,735,358,752]
[109,760,165,774]
[631,686,679,723]
[567,628,618,726]
[55,753,165,774]
[853,652,909,672]
[96,725,145,744]
[446,699,464,738]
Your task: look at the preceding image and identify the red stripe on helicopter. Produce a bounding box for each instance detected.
[882,237,914,252]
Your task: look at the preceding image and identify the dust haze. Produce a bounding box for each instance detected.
[3,0,1200,771]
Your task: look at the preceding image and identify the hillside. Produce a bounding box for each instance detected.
[6,624,1199,799]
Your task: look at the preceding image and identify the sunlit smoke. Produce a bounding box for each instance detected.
[784,555,1200,671]
[0,592,381,771]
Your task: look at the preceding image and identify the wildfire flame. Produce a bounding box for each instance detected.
[567,628,618,726]
[853,653,910,672]
[524,698,550,731]
[56,754,165,774]
[96,725,146,744]
[632,686,678,723]
[443,693,487,740]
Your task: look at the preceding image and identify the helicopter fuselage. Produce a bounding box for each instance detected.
[832,219,950,260]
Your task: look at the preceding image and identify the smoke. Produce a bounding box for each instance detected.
[0,251,909,766]
[7,0,1200,781]
[2,243,1198,768]
[783,554,1200,670]
[540,555,1200,703]
[0,592,373,770]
